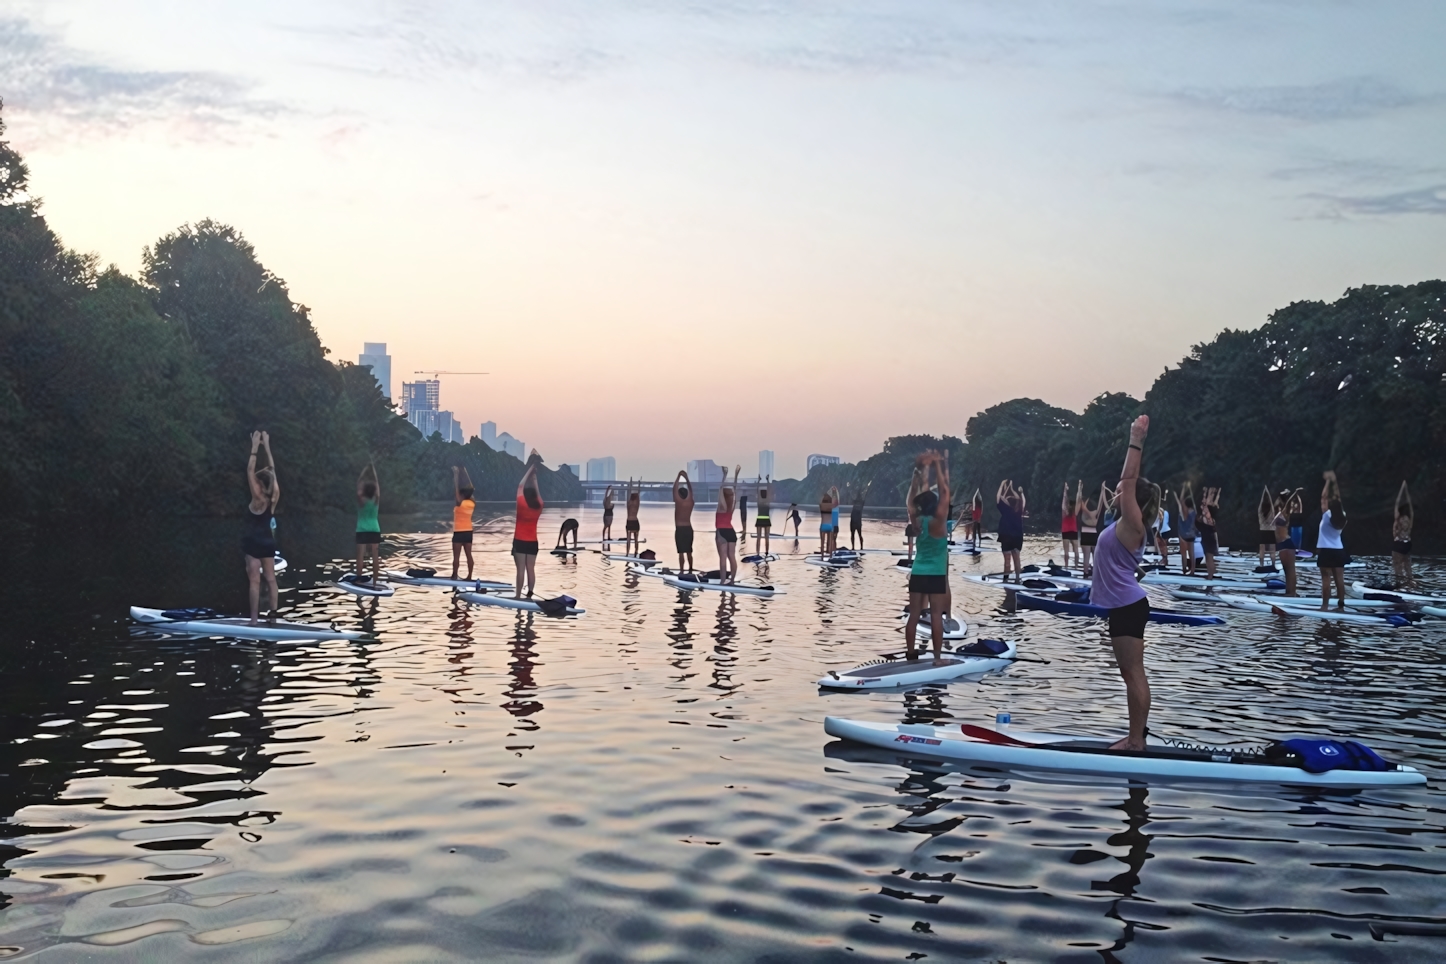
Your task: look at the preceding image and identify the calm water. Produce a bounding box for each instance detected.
[2,505,1444,962]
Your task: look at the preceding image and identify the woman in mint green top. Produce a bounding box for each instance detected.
[355,462,382,584]
[903,451,952,661]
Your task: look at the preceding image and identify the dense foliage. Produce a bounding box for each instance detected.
[0,104,579,525]
[780,288,1446,552]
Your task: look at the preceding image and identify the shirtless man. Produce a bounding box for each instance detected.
[601,485,615,543]
[673,470,696,571]
[625,477,642,556]
[849,485,869,550]
[755,477,772,556]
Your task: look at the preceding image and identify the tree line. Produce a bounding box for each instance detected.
[777,284,1445,554]
[0,104,579,530]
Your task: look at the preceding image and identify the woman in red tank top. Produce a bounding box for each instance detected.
[513,462,543,598]
[714,464,740,584]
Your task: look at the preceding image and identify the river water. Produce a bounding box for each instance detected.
[2,505,1443,962]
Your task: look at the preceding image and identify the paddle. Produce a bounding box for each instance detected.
[960,723,1036,747]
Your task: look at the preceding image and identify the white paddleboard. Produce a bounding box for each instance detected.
[819,639,1015,690]
[456,590,585,616]
[335,575,394,597]
[662,574,783,597]
[574,538,646,545]
[602,552,662,565]
[805,555,852,569]
[386,570,512,591]
[1348,582,1443,606]
[1217,594,1406,626]
[131,606,363,641]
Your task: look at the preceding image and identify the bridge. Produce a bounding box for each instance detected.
[577,480,773,505]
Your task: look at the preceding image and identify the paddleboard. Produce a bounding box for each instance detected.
[1015,590,1225,626]
[1216,594,1407,626]
[1348,582,1444,606]
[662,573,783,597]
[1424,606,1446,620]
[805,555,852,568]
[895,611,968,640]
[386,570,513,591]
[740,553,780,563]
[602,552,661,565]
[456,590,585,616]
[130,606,363,641]
[819,639,1016,690]
[550,547,580,557]
[574,538,646,545]
[823,717,1425,788]
[335,574,395,597]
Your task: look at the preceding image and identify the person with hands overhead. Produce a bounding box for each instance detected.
[1060,482,1079,569]
[1317,471,1349,611]
[1393,481,1415,589]
[624,478,642,556]
[451,466,476,580]
[355,462,383,585]
[243,431,281,626]
[1173,485,1199,576]
[1091,415,1161,753]
[1198,487,1221,579]
[513,462,543,598]
[1077,481,1101,577]
[673,470,696,571]
[754,477,772,556]
[903,451,953,662]
[1272,489,1299,596]
[996,479,1025,581]
[715,465,741,583]
[601,485,615,544]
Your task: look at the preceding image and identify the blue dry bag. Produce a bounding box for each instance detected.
[1280,738,1390,773]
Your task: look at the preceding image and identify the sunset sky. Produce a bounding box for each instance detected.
[4,1,1444,479]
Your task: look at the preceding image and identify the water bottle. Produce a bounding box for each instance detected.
[995,710,1011,733]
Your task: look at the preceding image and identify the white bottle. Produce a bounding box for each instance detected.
[995,710,1011,733]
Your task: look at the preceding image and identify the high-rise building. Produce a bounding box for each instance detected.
[686,459,724,485]
[586,457,617,481]
[401,379,440,415]
[497,432,526,460]
[758,450,775,480]
[480,422,498,449]
[359,343,392,400]
[806,453,841,471]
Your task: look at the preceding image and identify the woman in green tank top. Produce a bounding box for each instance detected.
[904,451,953,661]
[355,463,383,584]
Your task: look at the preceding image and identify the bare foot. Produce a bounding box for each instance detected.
[1108,736,1146,752]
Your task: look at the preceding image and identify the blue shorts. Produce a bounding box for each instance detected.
[820,523,834,533]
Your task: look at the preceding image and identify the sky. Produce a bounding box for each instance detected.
[3,1,1444,479]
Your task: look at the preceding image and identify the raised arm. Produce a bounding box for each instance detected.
[453,466,462,505]
[246,432,265,502]
[996,479,1008,503]
[932,454,952,535]
[1061,482,1070,515]
[1259,486,1273,523]
[1396,480,1410,518]
[906,467,923,526]
[1115,415,1150,543]
[674,470,688,500]
[518,462,538,499]
[1320,471,1337,511]
[357,463,376,500]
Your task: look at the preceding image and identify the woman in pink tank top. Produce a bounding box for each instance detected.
[1095,415,1161,752]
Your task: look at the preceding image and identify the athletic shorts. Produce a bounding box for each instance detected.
[1276,539,1294,552]
[242,537,277,560]
[626,519,640,532]
[1080,531,1098,548]
[819,523,834,534]
[355,531,382,545]
[999,534,1023,553]
[1161,528,1175,539]
[1315,548,1348,569]
[602,511,614,525]
[1062,531,1078,541]
[675,526,694,554]
[850,521,862,533]
[908,573,948,595]
[452,531,473,545]
[511,538,539,556]
[756,517,771,530]
[1201,530,1219,553]
[717,527,737,544]
[1394,540,1412,555]
[1108,596,1150,639]
[1258,530,1276,546]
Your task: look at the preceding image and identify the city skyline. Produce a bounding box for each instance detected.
[5,3,1443,480]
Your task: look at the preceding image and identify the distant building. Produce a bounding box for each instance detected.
[686,459,724,485]
[758,449,775,480]
[401,379,440,416]
[586,457,617,481]
[480,422,498,449]
[497,432,526,460]
[561,464,581,479]
[359,343,392,400]
[807,453,841,471]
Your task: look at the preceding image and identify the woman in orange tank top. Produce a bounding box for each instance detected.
[513,462,543,598]
[451,466,476,580]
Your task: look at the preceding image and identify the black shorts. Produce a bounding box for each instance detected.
[999,534,1023,553]
[356,531,381,545]
[1315,548,1348,569]
[1062,531,1078,541]
[756,517,771,530]
[675,526,694,554]
[626,519,640,532]
[1201,531,1219,553]
[603,511,614,525]
[512,538,539,556]
[1161,528,1175,539]
[908,573,948,595]
[242,537,277,560]
[1276,539,1294,552]
[1393,540,1412,556]
[1108,596,1150,639]
[1080,531,1098,548]
[717,527,737,544]
[1259,530,1276,546]
[453,531,473,545]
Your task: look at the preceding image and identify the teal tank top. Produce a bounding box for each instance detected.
[913,516,948,576]
[356,497,380,533]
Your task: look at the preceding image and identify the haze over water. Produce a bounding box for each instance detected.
[3,508,1444,960]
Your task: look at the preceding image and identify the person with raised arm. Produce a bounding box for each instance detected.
[1393,481,1415,589]
[1272,489,1299,596]
[243,431,281,625]
[969,489,984,547]
[1316,472,1348,610]
[451,466,476,580]
[1154,490,1173,571]
[601,484,615,544]
[355,462,383,585]
[673,470,696,571]
[624,478,642,556]
[903,451,952,662]
[714,465,740,583]
[1076,481,1100,577]
[785,502,802,538]
[1257,487,1278,570]
[1287,488,1305,552]
[754,477,772,556]
[828,486,842,554]
[1060,482,1079,569]
[512,462,543,598]
[1090,416,1161,752]
[996,479,1025,581]
[849,484,869,550]
[1198,486,1221,579]
[1172,485,1199,577]
[818,486,836,556]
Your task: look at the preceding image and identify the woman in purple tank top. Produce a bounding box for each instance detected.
[1093,414,1162,752]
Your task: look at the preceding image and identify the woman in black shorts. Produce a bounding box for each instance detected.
[1393,481,1414,589]
[1197,486,1221,579]
[243,431,280,625]
[1315,471,1349,611]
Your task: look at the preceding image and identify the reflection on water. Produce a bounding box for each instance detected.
[1,505,1444,961]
